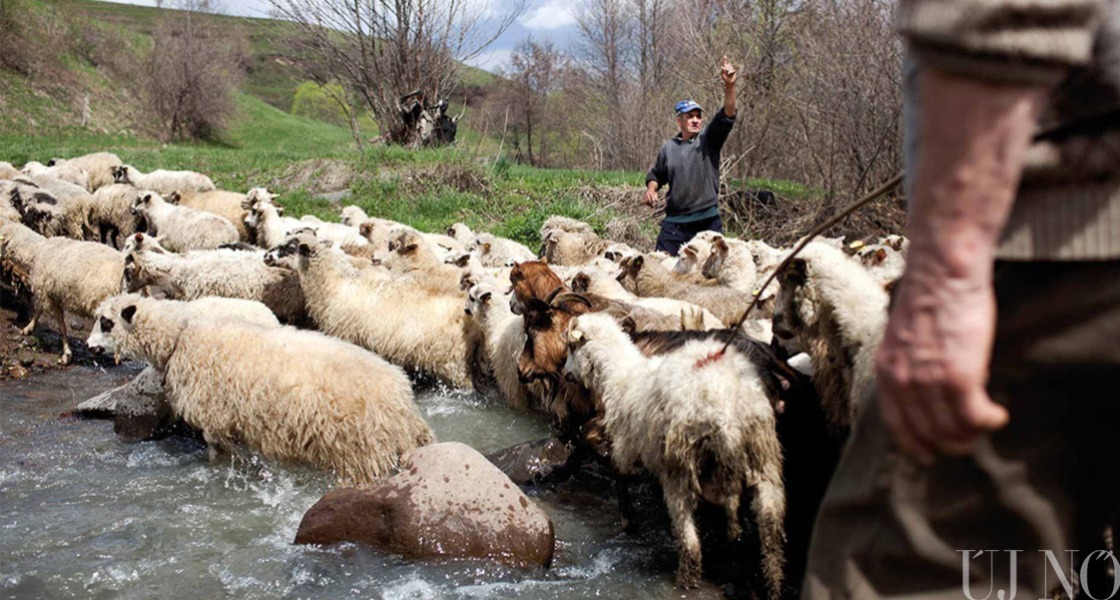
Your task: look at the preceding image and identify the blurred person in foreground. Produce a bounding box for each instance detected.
[801,1,1120,598]
[643,56,737,256]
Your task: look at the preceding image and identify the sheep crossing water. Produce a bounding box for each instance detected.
[0,153,909,595]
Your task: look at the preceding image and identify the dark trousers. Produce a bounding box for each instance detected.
[802,260,1120,600]
[655,215,722,256]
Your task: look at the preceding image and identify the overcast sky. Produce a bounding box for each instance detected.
[94,0,580,73]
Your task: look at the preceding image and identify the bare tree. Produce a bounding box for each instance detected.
[269,0,524,147]
[146,0,246,141]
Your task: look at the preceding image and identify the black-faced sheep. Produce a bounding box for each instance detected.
[87,294,434,485]
[563,313,785,596]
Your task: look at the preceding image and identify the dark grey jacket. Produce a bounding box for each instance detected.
[645,109,736,217]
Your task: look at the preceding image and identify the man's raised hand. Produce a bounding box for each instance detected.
[720,55,737,87]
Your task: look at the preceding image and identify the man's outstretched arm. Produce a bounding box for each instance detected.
[876,68,1046,464]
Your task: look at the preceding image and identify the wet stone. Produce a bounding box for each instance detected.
[485,437,575,486]
[295,442,555,567]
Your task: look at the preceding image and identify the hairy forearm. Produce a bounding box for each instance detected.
[907,69,1046,282]
[723,85,736,118]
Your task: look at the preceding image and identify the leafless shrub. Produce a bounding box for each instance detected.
[145,0,247,141]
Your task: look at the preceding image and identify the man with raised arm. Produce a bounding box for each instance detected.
[643,56,737,256]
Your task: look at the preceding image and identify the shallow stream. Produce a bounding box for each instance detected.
[1,365,719,599]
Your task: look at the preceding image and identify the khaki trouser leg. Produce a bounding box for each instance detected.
[801,261,1120,600]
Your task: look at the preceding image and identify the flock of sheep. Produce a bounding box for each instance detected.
[0,151,909,597]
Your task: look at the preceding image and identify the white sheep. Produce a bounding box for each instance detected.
[340,205,369,227]
[617,254,756,329]
[0,220,124,364]
[242,188,304,248]
[122,233,306,324]
[87,294,434,485]
[541,229,611,266]
[131,192,239,252]
[1,161,21,180]
[854,236,908,289]
[113,165,216,196]
[89,184,143,247]
[465,282,532,409]
[169,190,251,242]
[264,233,476,387]
[48,152,123,191]
[771,240,888,431]
[446,222,476,245]
[568,269,725,330]
[540,215,595,239]
[22,161,90,191]
[563,313,785,596]
[380,229,464,296]
[473,232,536,267]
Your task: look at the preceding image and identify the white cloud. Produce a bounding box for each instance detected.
[519,0,576,30]
[465,48,514,73]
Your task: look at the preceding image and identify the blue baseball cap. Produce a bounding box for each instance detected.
[674,100,703,116]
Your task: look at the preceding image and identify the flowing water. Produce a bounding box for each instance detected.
[1,365,721,600]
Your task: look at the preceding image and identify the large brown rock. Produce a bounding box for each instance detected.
[485,437,575,486]
[295,442,554,567]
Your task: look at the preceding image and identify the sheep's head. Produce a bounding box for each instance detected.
[263,235,314,271]
[701,237,730,279]
[772,257,814,341]
[121,254,148,293]
[243,187,277,210]
[166,191,182,205]
[340,205,367,227]
[112,165,132,184]
[509,260,563,316]
[464,283,497,317]
[130,193,161,216]
[87,294,144,357]
[121,232,166,255]
[447,222,474,243]
[22,201,62,236]
[473,233,496,257]
[46,158,61,167]
[444,250,472,268]
[560,313,616,386]
[858,246,890,268]
[570,272,592,294]
[382,230,428,271]
[615,255,645,292]
[601,243,633,263]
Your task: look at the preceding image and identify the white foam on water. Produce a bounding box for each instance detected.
[381,575,442,600]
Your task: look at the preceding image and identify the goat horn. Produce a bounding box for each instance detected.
[550,292,592,310]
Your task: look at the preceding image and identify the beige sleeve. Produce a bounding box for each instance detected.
[897,0,1107,85]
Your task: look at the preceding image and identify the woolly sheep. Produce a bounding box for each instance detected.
[242,188,304,248]
[89,184,143,248]
[22,161,90,190]
[380,229,464,296]
[542,229,611,266]
[540,215,595,239]
[771,240,888,431]
[465,282,532,409]
[113,165,216,196]
[169,190,251,242]
[472,232,536,267]
[569,269,725,330]
[0,220,125,364]
[264,234,476,387]
[563,313,785,595]
[48,152,123,191]
[87,294,434,485]
[131,192,239,252]
[122,233,306,324]
[617,254,757,331]
[340,205,369,227]
[446,222,476,245]
[700,235,756,294]
[0,161,20,181]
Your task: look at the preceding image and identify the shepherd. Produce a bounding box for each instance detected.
[643,55,737,256]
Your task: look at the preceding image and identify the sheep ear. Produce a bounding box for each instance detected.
[142,194,152,203]
[121,304,137,324]
[402,243,418,254]
[459,272,474,291]
[446,226,456,236]
[480,291,492,303]
[714,238,728,252]
[632,255,644,271]
[873,248,888,264]
[277,206,285,216]
[569,327,583,342]
[298,243,312,256]
[167,192,181,205]
[683,245,697,258]
[452,254,470,267]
